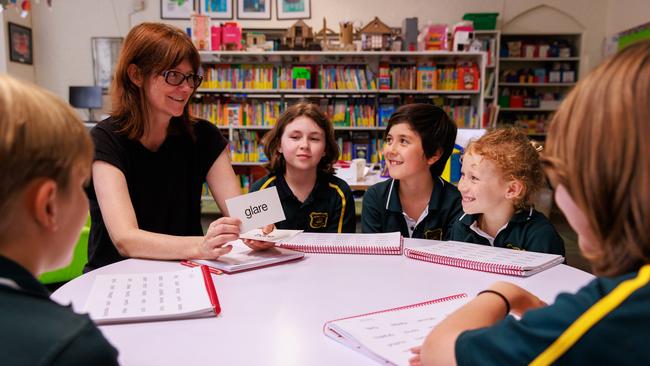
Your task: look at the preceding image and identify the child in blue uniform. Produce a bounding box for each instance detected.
[411,40,650,366]
[0,75,118,364]
[449,127,565,255]
[362,104,462,239]
[250,101,355,233]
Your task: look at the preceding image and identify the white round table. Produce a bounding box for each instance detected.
[52,254,593,366]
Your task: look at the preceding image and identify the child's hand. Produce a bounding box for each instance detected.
[199,217,239,259]
[409,346,422,366]
[489,281,547,316]
[242,224,276,251]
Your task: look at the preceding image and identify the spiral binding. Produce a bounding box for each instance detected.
[404,248,526,276]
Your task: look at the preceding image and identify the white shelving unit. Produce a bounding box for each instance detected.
[497,33,582,138]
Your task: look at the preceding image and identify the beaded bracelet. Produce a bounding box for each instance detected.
[477,289,511,317]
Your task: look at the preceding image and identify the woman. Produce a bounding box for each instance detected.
[86,22,270,271]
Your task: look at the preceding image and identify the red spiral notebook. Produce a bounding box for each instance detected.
[324,293,469,365]
[84,266,221,324]
[277,232,402,255]
[403,238,564,277]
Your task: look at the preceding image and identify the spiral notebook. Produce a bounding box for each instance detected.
[324,293,469,366]
[277,232,402,255]
[84,266,220,325]
[181,239,304,274]
[403,238,564,277]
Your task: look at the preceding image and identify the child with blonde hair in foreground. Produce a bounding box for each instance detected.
[0,75,118,364]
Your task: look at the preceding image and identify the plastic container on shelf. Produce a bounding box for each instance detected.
[462,13,499,30]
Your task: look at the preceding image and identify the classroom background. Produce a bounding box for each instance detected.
[1,0,649,279]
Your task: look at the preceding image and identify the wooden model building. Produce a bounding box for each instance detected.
[359,16,392,50]
[282,20,320,50]
[339,21,356,51]
[315,18,337,50]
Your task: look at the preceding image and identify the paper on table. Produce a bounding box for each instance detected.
[84,267,216,324]
[325,294,469,366]
[225,187,285,232]
[239,229,303,243]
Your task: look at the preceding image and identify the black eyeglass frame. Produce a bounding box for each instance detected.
[161,70,203,89]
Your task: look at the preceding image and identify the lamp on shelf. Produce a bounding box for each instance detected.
[69,86,102,123]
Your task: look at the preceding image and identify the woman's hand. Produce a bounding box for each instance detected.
[489,281,547,316]
[197,217,242,259]
[242,224,276,251]
[409,346,422,366]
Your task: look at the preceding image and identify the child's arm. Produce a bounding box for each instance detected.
[417,282,546,366]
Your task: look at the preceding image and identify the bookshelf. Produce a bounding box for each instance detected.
[192,50,487,193]
[497,33,582,138]
[474,30,500,128]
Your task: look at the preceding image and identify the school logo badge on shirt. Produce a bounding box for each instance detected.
[424,228,443,240]
[309,212,328,229]
[506,243,524,250]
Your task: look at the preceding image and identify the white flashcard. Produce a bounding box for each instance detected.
[225,187,285,233]
[239,229,303,243]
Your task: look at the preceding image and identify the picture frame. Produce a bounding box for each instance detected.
[8,22,33,65]
[91,37,123,91]
[276,0,310,20]
[161,0,195,20]
[199,0,233,19]
[237,0,271,20]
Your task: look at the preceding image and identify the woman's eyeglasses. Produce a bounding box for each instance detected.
[162,70,203,89]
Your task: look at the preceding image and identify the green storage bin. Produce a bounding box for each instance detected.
[463,13,499,30]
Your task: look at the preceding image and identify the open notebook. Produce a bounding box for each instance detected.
[324,294,469,366]
[181,239,305,274]
[277,232,402,255]
[84,266,220,325]
[404,238,564,277]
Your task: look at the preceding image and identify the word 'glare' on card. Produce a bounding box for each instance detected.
[225,187,285,232]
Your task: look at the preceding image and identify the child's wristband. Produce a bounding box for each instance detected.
[477,289,511,317]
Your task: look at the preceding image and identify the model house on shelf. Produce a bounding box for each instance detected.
[360,17,392,51]
[281,20,320,50]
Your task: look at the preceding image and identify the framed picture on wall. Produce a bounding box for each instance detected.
[8,22,33,65]
[92,37,123,90]
[161,0,195,20]
[199,0,233,19]
[237,0,271,20]
[277,0,310,20]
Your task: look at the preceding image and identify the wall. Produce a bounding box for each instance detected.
[2,7,35,82]
[606,0,650,35]
[0,11,6,73]
[31,0,618,100]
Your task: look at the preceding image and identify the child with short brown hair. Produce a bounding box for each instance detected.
[449,127,565,255]
[0,75,118,364]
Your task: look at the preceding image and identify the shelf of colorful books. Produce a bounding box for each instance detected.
[500,57,580,62]
[499,82,576,87]
[500,107,558,112]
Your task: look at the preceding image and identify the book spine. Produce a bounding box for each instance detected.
[200,265,222,315]
[277,243,401,255]
[403,248,526,277]
[323,293,468,327]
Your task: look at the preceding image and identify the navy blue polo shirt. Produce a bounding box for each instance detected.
[0,255,118,365]
[456,264,650,365]
[361,177,462,239]
[449,208,565,256]
[250,171,356,233]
